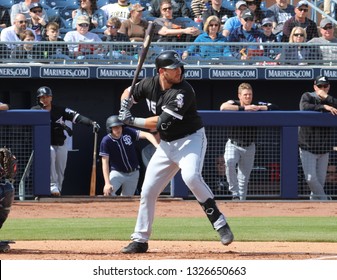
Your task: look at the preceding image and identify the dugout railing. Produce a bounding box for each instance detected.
[171,111,337,200]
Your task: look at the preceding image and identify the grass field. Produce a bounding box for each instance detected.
[2,216,337,242]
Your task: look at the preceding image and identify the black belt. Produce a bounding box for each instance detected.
[162,129,199,142]
[230,140,253,147]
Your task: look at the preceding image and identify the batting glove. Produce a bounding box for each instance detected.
[118,108,134,125]
[120,98,133,110]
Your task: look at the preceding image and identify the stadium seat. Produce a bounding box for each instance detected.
[0,0,14,9]
[45,0,78,10]
[222,1,235,12]
[59,6,76,21]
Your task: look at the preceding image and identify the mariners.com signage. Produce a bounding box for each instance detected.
[0,66,335,80]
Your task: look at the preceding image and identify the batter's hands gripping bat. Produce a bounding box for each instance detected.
[90,130,98,196]
[127,21,156,99]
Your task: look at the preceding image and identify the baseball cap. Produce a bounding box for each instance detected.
[236,1,247,9]
[320,18,336,28]
[296,0,308,8]
[241,9,255,20]
[77,15,90,25]
[262,17,273,26]
[129,3,145,12]
[314,76,329,86]
[29,3,43,10]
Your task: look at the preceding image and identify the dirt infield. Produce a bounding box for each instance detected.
[2,198,337,260]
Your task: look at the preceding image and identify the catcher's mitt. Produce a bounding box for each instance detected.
[0,147,18,181]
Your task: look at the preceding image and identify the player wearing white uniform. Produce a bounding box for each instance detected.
[118,50,234,253]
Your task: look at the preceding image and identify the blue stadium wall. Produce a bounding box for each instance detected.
[1,65,337,195]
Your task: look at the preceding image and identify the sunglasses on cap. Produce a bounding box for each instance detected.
[78,23,89,27]
[322,25,333,30]
[263,23,272,27]
[293,33,304,37]
[317,84,329,89]
[298,8,308,12]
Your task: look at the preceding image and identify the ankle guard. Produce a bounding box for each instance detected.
[199,198,221,226]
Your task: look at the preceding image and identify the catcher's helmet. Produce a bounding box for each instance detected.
[155,50,186,73]
[106,115,124,132]
[37,86,52,97]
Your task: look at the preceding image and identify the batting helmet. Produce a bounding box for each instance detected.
[37,86,53,97]
[155,50,186,73]
[106,115,124,133]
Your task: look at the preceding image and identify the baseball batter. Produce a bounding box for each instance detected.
[31,86,100,196]
[118,50,234,254]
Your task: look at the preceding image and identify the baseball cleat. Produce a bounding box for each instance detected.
[0,240,15,253]
[217,223,234,246]
[121,241,148,254]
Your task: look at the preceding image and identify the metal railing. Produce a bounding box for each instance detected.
[1,41,336,66]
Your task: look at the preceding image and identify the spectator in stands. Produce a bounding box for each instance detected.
[202,0,233,26]
[228,9,271,63]
[10,0,49,26]
[153,0,200,43]
[149,0,190,18]
[63,15,103,59]
[281,1,318,42]
[245,0,265,27]
[190,0,211,19]
[100,0,131,22]
[222,1,247,37]
[27,3,47,41]
[72,0,106,30]
[308,18,337,64]
[220,82,277,200]
[40,22,70,60]
[100,115,159,197]
[260,17,280,60]
[181,15,232,62]
[0,5,10,29]
[119,3,148,42]
[265,0,295,42]
[101,17,131,59]
[299,75,337,200]
[280,26,310,65]
[1,13,36,50]
[11,29,42,61]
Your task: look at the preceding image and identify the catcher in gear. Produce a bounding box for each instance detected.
[0,181,14,253]
[31,86,101,196]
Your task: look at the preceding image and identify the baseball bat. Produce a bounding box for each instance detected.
[89,131,98,196]
[128,21,156,98]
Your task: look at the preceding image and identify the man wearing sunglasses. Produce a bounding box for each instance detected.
[10,0,48,26]
[299,76,337,200]
[308,18,337,64]
[0,13,36,50]
[281,0,318,42]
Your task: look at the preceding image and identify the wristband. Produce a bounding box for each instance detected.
[132,117,146,129]
[238,106,245,111]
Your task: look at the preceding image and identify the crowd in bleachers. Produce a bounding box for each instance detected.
[0,0,336,64]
